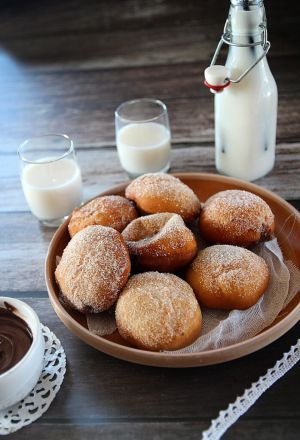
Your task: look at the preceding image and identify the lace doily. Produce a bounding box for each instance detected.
[0,325,66,435]
[202,338,300,440]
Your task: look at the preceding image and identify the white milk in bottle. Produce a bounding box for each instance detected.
[205,0,277,181]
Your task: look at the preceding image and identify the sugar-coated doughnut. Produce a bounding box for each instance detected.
[199,190,275,246]
[55,225,131,313]
[68,195,138,237]
[186,245,270,310]
[116,272,202,351]
[122,213,197,272]
[125,173,201,223]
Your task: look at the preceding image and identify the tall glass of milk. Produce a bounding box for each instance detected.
[115,99,171,178]
[18,134,83,227]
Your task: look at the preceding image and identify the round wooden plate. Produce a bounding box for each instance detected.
[45,173,300,367]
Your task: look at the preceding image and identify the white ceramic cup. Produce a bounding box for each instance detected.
[0,297,45,410]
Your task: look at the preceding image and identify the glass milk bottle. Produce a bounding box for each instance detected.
[204,0,277,181]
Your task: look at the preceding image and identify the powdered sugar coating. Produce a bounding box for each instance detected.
[186,245,270,310]
[68,195,138,237]
[125,173,201,222]
[123,213,194,253]
[116,272,202,351]
[122,213,197,271]
[55,225,131,313]
[199,190,275,246]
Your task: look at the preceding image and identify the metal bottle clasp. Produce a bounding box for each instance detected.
[210,19,271,84]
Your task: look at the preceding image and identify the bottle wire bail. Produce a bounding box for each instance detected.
[209,18,270,86]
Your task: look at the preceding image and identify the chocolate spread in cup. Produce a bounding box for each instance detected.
[0,303,33,374]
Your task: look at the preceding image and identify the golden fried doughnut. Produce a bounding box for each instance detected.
[122,213,197,272]
[116,272,202,351]
[125,173,201,223]
[68,195,138,237]
[186,245,270,310]
[55,225,131,313]
[199,190,275,246]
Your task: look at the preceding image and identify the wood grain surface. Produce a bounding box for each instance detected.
[0,0,299,439]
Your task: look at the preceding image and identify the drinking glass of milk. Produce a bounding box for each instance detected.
[18,134,83,227]
[115,98,171,178]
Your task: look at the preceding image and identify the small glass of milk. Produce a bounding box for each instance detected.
[115,99,171,178]
[18,134,83,227]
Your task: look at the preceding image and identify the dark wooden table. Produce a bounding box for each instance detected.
[1,1,299,439]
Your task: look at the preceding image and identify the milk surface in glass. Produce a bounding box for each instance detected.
[22,158,82,221]
[117,122,171,176]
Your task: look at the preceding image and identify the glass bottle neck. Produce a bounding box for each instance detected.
[230,1,263,11]
[227,2,266,41]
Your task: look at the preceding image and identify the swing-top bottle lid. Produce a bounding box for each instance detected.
[204,66,230,93]
[204,0,269,93]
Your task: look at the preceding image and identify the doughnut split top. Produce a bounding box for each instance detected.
[122,212,197,272]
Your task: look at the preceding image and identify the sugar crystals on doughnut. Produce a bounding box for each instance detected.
[122,212,197,272]
[55,225,131,313]
[68,195,138,237]
[116,272,202,351]
[125,173,201,222]
[199,189,275,246]
[186,244,270,310]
